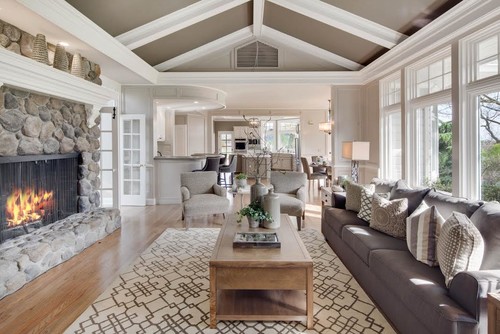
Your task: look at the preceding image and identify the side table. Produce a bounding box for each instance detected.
[320,187,332,207]
[488,292,500,334]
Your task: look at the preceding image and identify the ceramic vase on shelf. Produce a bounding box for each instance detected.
[250,177,268,204]
[70,52,85,78]
[262,188,280,229]
[53,43,69,72]
[32,34,50,65]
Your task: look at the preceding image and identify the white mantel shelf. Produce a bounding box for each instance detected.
[0,47,119,109]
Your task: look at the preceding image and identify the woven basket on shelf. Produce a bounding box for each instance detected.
[70,52,85,78]
[53,43,69,72]
[32,34,50,65]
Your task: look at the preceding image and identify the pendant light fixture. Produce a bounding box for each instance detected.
[319,99,334,135]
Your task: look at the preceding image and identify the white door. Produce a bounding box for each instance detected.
[99,108,118,208]
[121,114,146,206]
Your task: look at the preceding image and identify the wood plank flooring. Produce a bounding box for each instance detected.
[0,183,324,334]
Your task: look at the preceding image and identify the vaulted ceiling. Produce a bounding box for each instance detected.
[65,0,462,73]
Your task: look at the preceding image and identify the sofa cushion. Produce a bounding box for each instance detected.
[357,187,374,222]
[390,182,431,215]
[342,225,408,265]
[370,249,478,333]
[322,207,368,237]
[407,205,445,266]
[371,178,397,193]
[424,190,482,219]
[437,212,485,287]
[370,194,408,239]
[345,182,375,213]
[470,201,500,270]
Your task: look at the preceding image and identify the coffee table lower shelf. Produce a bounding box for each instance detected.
[215,289,308,323]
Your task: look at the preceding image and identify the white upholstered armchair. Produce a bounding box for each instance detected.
[270,171,307,231]
[180,171,230,227]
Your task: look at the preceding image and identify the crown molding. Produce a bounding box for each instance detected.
[268,0,406,49]
[154,27,255,71]
[360,0,500,84]
[116,0,250,50]
[0,48,118,108]
[17,0,158,84]
[157,71,362,85]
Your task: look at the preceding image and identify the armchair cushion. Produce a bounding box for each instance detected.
[213,184,227,197]
[180,186,190,202]
[180,171,217,195]
[183,194,229,218]
[270,171,307,194]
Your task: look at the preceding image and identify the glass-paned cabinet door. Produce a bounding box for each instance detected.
[121,115,146,206]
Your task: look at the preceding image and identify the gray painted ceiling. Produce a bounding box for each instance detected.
[64,0,462,72]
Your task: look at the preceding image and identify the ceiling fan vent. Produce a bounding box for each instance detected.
[236,41,278,68]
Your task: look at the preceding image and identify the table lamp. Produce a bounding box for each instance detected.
[342,141,370,183]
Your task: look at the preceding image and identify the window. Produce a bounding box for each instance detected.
[262,121,275,152]
[477,36,499,80]
[218,132,233,154]
[380,73,402,180]
[414,56,452,98]
[277,119,299,153]
[479,91,500,201]
[410,102,452,191]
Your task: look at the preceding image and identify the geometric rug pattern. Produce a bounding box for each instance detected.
[65,228,395,334]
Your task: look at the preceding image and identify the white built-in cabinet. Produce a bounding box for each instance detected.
[155,109,165,141]
[233,126,248,139]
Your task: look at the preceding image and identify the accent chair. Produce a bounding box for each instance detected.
[270,171,307,230]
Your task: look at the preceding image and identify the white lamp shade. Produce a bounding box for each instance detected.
[342,141,370,161]
[319,121,333,133]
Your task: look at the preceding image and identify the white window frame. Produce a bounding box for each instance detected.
[460,21,500,200]
[380,72,402,180]
[218,131,234,154]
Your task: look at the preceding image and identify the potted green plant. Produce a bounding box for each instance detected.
[236,200,273,228]
[235,173,248,189]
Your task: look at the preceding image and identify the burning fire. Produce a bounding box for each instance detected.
[6,188,54,227]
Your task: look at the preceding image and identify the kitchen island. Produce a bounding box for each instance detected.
[154,156,205,204]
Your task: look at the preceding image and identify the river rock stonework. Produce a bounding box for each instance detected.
[0,86,101,212]
[0,208,121,300]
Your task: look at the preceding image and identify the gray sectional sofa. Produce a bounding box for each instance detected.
[321,181,500,334]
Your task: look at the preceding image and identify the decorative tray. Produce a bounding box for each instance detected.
[233,232,281,248]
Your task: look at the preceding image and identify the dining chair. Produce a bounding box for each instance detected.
[301,157,327,189]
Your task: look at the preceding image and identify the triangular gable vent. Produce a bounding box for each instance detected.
[236,41,278,68]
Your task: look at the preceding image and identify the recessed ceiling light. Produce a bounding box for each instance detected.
[193,101,199,104]
[59,42,69,47]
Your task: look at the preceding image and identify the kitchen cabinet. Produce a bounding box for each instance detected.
[233,126,249,139]
[271,153,295,171]
[155,109,165,141]
[243,155,271,179]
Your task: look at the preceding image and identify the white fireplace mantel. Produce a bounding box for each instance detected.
[0,47,119,126]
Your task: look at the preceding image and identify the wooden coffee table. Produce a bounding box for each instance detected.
[209,214,314,329]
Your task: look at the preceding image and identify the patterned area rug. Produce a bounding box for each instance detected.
[65,228,394,334]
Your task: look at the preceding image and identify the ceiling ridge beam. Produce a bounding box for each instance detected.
[116,0,250,50]
[268,0,407,49]
[154,26,255,72]
[17,0,158,84]
[261,26,363,71]
[253,0,265,37]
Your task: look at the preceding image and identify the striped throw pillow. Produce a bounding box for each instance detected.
[406,205,445,266]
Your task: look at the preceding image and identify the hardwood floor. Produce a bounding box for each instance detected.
[0,182,324,334]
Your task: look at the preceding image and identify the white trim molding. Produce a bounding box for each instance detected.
[253,0,265,37]
[268,0,406,49]
[0,47,118,112]
[116,0,250,50]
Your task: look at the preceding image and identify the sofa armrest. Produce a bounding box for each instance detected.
[449,270,500,321]
[213,184,227,197]
[180,186,190,201]
[332,192,346,209]
[296,185,306,203]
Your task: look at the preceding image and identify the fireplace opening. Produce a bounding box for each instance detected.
[0,153,78,243]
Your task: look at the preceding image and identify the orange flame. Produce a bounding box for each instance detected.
[5,188,54,227]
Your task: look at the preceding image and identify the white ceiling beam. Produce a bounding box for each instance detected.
[261,26,363,71]
[157,71,362,85]
[116,0,250,50]
[268,0,407,49]
[17,0,158,84]
[154,27,255,72]
[253,0,265,37]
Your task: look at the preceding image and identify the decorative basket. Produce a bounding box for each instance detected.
[70,52,85,78]
[32,34,50,65]
[53,43,69,72]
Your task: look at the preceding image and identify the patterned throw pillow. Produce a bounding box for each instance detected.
[437,212,484,287]
[370,193,408,239]
[345,182,375,213]
[357,189,390,222]
[406,205,445,266]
